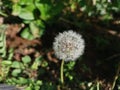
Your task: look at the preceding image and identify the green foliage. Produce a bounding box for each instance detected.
[1,0,120,90]
[12,69,22,77]
[41,82,57,90]
[0,25,7,58]
[79,81,101,90]
[64,61,76,81]
[0,49,13,81]
[1,0,120,40]
[25,79,42,90]
[9,0,64,40]
[22,55,31,64]
[0,0,11,17]
[11,0,45,40]
[6,78,43,90]
[117,76,120,89]
[31,56,43,70]
[0,37,44,90]
[0,54,44,89]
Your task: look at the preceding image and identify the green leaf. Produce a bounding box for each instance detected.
[17,77,28,85]
[12,69,22,76]
[34,85,40,90]
[0,26,6,56]
[29,20,45,38]
[31,56,42,70]
[23,20,32,24]
[19,10,34,20]
[8,48,14,60]
[0,11,8,17]
[41,61,48,67]
[36,80,43,85]
[20,28,34,40]
[0,41,4,46]
[19,0,33,5]
[22,55,31,64]
[30,22,40,38]
[35,0,63,21]
[0,46,6,53]
[65,72,73,80]
[101,14,113,20]
[25,86,32,90]
[11,61,21,68]
[18,4,35,20]
[12,4,21,16]
[1,61,12,65]
[35,1,52,20]
[66,61,75,70]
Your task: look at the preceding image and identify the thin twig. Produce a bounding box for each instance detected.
[104,53,120,61]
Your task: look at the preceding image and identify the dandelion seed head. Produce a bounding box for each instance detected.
[53,30,85,61]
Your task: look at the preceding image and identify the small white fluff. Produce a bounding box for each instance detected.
[53,30,85,61]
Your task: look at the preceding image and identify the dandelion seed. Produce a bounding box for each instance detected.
[108,0,111,2]
[53,30,85,61]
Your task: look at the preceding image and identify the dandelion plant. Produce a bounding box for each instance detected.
[53,30,85,84]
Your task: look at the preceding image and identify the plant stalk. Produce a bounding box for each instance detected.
[97,81,99,90]
[112,62,120,90]
[60,60,64,84]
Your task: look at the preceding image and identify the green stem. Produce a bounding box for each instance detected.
[97,81,99,90]
[112,62,120,90]
[60,60,64,84]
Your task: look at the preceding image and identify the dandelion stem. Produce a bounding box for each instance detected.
[60,60,64,84]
